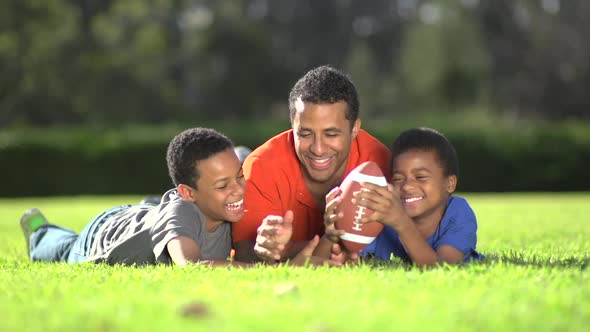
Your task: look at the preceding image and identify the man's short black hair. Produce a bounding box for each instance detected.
[288,65,359,127]
[391,127,459,177]
[166,127,234,189]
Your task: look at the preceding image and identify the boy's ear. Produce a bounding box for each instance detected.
[177,184,195,200]
[446,175,457,193]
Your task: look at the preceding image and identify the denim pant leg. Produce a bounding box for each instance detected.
[67,205,132,263]
[29,225,79,262]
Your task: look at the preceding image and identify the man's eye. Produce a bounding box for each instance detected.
[326,132,339,137]
[217,185,228,190]
[416,176,429,180]
[298,132,311,138]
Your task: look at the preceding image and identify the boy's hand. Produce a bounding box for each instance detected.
[323,186,346,243]
[254,211,293,262]
[352,182,410,230]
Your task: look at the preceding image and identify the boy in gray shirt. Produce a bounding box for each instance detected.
[20,128,326,266]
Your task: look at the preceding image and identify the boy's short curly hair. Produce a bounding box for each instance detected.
[166,127,234,189]
[288,65,359,127]
[391,127,459,177]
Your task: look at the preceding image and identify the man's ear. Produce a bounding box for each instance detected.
[352,118,361,139]
[177,184,195,200]
[446,175,457,194]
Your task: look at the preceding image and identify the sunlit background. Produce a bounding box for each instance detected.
[1,0,589,196]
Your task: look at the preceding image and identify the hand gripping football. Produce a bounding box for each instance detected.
[335,161,387,253]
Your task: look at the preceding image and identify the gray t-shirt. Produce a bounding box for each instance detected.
[88,189,232,265]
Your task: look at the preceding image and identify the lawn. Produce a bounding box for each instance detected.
[0,193,588,332]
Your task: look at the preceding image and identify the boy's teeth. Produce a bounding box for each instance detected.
[226,199,244,209]
[405,197,422,203]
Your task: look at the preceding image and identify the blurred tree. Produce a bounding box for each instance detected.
[399,0,490,113]
[475,0,590,119]
[1,0,590,127]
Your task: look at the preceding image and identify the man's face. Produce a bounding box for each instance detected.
[292,99,360,186]
[190,148,246,224]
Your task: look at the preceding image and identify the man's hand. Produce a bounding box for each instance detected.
[254,210,294,262]
[289,236,343,267]
[324,186,346,243]
[329,242,360,265]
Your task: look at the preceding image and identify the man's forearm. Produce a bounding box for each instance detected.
[233,240,262,263]
[282,241,309,260]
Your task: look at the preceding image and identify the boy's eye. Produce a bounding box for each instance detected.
[216,184,228,190]
[325,132,339,137]
[392,177,404,183]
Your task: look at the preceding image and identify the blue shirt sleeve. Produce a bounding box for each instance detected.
[432,196,478,256]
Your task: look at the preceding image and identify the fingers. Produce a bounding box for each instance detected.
[261,215,285,226]
[347,251,360,263]
[256,235,285,251]
[254,243,281,261]
[256,212,295,262]
[352,184,393,208]
[324,228,345,243]
[387,183,395,193]
[325,186,342,203]
[300,235,320,256]
[324,211,343,228]
[331,243,342,256]
[283,210,294,225]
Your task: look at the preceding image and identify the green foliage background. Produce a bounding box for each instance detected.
[2,115,589,196]
[2,0,590,194]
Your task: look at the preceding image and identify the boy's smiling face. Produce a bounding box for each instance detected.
[391,149,457,225]
[189,148,246,225]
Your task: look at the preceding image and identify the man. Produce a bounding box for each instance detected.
[232,65,392,262]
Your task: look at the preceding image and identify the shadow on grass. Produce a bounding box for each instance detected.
[483,250,589,270]
[363,250,589,271]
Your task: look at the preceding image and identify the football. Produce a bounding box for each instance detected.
[335,161,387,253]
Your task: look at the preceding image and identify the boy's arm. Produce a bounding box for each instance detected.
[353,183,467,267]
[394,219,465,267]
[167,236,252,267]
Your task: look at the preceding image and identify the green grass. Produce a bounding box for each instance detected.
[1,193,588,331]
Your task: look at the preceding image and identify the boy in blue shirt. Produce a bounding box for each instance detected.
[325,127,483,266]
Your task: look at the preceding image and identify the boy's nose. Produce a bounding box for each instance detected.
[401,179,416,191]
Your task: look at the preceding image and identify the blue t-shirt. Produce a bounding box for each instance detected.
[362,195,483,262]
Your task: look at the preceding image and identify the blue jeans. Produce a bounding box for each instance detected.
[29,205,131,263]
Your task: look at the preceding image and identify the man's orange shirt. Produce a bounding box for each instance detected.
[232,129,392,244]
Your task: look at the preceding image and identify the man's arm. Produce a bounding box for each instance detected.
[168,235,338,267]
[233,240,259,263]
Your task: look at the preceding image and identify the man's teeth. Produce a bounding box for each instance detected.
[226,199,244,210]
[405,197,422,203]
